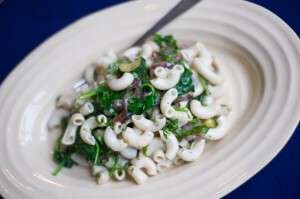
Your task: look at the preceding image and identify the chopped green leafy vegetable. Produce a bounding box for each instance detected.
[131,57,149,84]
[127,84,159,114]
[174,106,189,112]
[96,85,124,114]
[176,66,195,96]
[163,118,209,140]
[176,125,209,140]
[153,34,179,62]
[127,97,145,114]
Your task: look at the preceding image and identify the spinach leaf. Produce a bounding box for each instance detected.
[176,66,195,96]
[177,125,209,140]
[127,84,160,114]
[127,97,145,114]
[153,34,179,62]
[131,57,149,84]
[95,85,124,116]
[163,118,209,140]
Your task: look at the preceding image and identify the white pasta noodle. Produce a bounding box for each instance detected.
[104,127,127,151]
[107,72,134,91]
[190,99,220,119]
[156,159,172,173]
[61,113,84,145]
[160,88,193,126]
[70,113,85,126]
[123,46,141,61]
[96,49,117,68]
[147,138,165,156]
[141,41,159,59]
[120,147,138,159]
[150,65,184,90]
[131,155,157,176]
[92,166,110,185]
[179,139,189,148]
[180,47,196,64]
[153,67,168,78]
[159,130,179,160]
[132,114,166,132]
[96,114,107,127]
[202,116,228,140]
[152,149,165,163]
[84,64,96,84]
[56,94,75,110]
[113,170,126,181]
[79,102,94,116]
[191,43,222,85]
[113,122,126,135]
[48,109,69,129]
[191,70,204,97]
[122,127,154,149]
[80,116,98,145]
[173,156,184,166]
[178,139,206,162]
[127,166,148,185]
[208,84,226,100]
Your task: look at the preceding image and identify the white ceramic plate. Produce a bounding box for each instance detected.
[0,0,299,198]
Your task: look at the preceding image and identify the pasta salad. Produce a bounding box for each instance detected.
[48,34,231,185]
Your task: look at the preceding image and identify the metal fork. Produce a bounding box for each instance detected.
[131,0,202,47]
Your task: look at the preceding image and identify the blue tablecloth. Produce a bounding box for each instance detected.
[0,1,299,198]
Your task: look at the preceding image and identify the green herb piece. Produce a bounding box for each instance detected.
[141,146,148,156]
[131,57,149,84]
[153,34,179,62]
[80,89,98,99]
[52,149,76,176]
[142,84,160,111]
[174,107,189,112]
[176,66,195,96]
[177,125,209,140]
[163,119,181,138]
[195,93,207,106]
[127,83,159,114]
[127,97,145,114]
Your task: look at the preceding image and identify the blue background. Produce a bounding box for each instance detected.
[0,0,299,198]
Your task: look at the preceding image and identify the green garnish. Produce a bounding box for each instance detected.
[131,57,149,84]
[153,34,179,62]
[176,66,195,96]
[174,107,189,112]
[127,84,159,114]
[142,146,148,156]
